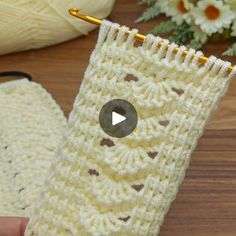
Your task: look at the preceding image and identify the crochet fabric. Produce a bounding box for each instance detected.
[26,21,236,236]
[0,79,66,217]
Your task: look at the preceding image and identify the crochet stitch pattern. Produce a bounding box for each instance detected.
[0,79,66,217]
[26,21,236,236]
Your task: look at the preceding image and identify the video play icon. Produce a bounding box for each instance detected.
[112,111,126,125]
[99,99,138,138]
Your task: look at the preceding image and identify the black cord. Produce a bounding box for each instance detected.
[0,71,32,81]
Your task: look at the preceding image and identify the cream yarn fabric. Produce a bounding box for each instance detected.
[25,21,236,236]
[0,0,115,55]
[0,79,66,217]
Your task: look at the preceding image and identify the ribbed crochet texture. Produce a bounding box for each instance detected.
[25,20,236,236]
[0,79,66,217]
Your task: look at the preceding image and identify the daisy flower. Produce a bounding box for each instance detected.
[191,25,208,43]
[155,0,168,12]
[183,0,194,11]
[191,0,235,35]
[158,0,193,25]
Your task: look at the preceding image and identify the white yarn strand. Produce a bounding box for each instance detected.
[0,0,115,55]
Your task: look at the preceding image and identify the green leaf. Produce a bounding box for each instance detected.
[136,6,161,23]
[138,0,157,6]
[187,39,204,50]
[168,23,193,44]
[152,21,177,35]
[223,43,236,56]
[222,29,231,39]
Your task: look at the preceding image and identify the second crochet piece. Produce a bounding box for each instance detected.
[26,20,235,236]
[0,79,66,217]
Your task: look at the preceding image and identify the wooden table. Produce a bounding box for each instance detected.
[1,0,236,235]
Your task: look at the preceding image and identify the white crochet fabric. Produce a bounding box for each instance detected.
[26,21,236,236]
[0,79,66,217]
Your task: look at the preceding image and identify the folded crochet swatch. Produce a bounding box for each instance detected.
[26,20,236,236]
[0,79,66,217]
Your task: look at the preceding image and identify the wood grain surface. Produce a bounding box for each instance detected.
[0,0,236,235]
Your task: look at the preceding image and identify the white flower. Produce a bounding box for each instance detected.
[155,0,168,12]
[191,0,235,35]
[225,0,236,11]
[157,0,193,25]
[191,26,208,43]
[232,19,236,36]
[183,0,194,11]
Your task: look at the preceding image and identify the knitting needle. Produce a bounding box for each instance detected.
[69,8,234,75]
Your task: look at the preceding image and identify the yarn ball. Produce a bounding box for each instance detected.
[0,0,115,55]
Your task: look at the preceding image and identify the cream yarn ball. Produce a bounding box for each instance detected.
[0,0,115,55]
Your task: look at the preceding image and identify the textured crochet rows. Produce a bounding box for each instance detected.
[25,20,235,236]
[0,79,66,217]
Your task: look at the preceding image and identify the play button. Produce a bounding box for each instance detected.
[99,99,138,138]
[112,111,126,125]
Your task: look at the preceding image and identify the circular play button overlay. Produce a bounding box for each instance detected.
[99,99,138,138]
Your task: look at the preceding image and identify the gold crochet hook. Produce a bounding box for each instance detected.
[69,8,234,75]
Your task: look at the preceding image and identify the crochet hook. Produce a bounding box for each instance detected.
[69,8,234,75]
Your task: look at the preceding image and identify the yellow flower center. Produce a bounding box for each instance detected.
[178,0,188,14]
[205,5,220,20]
